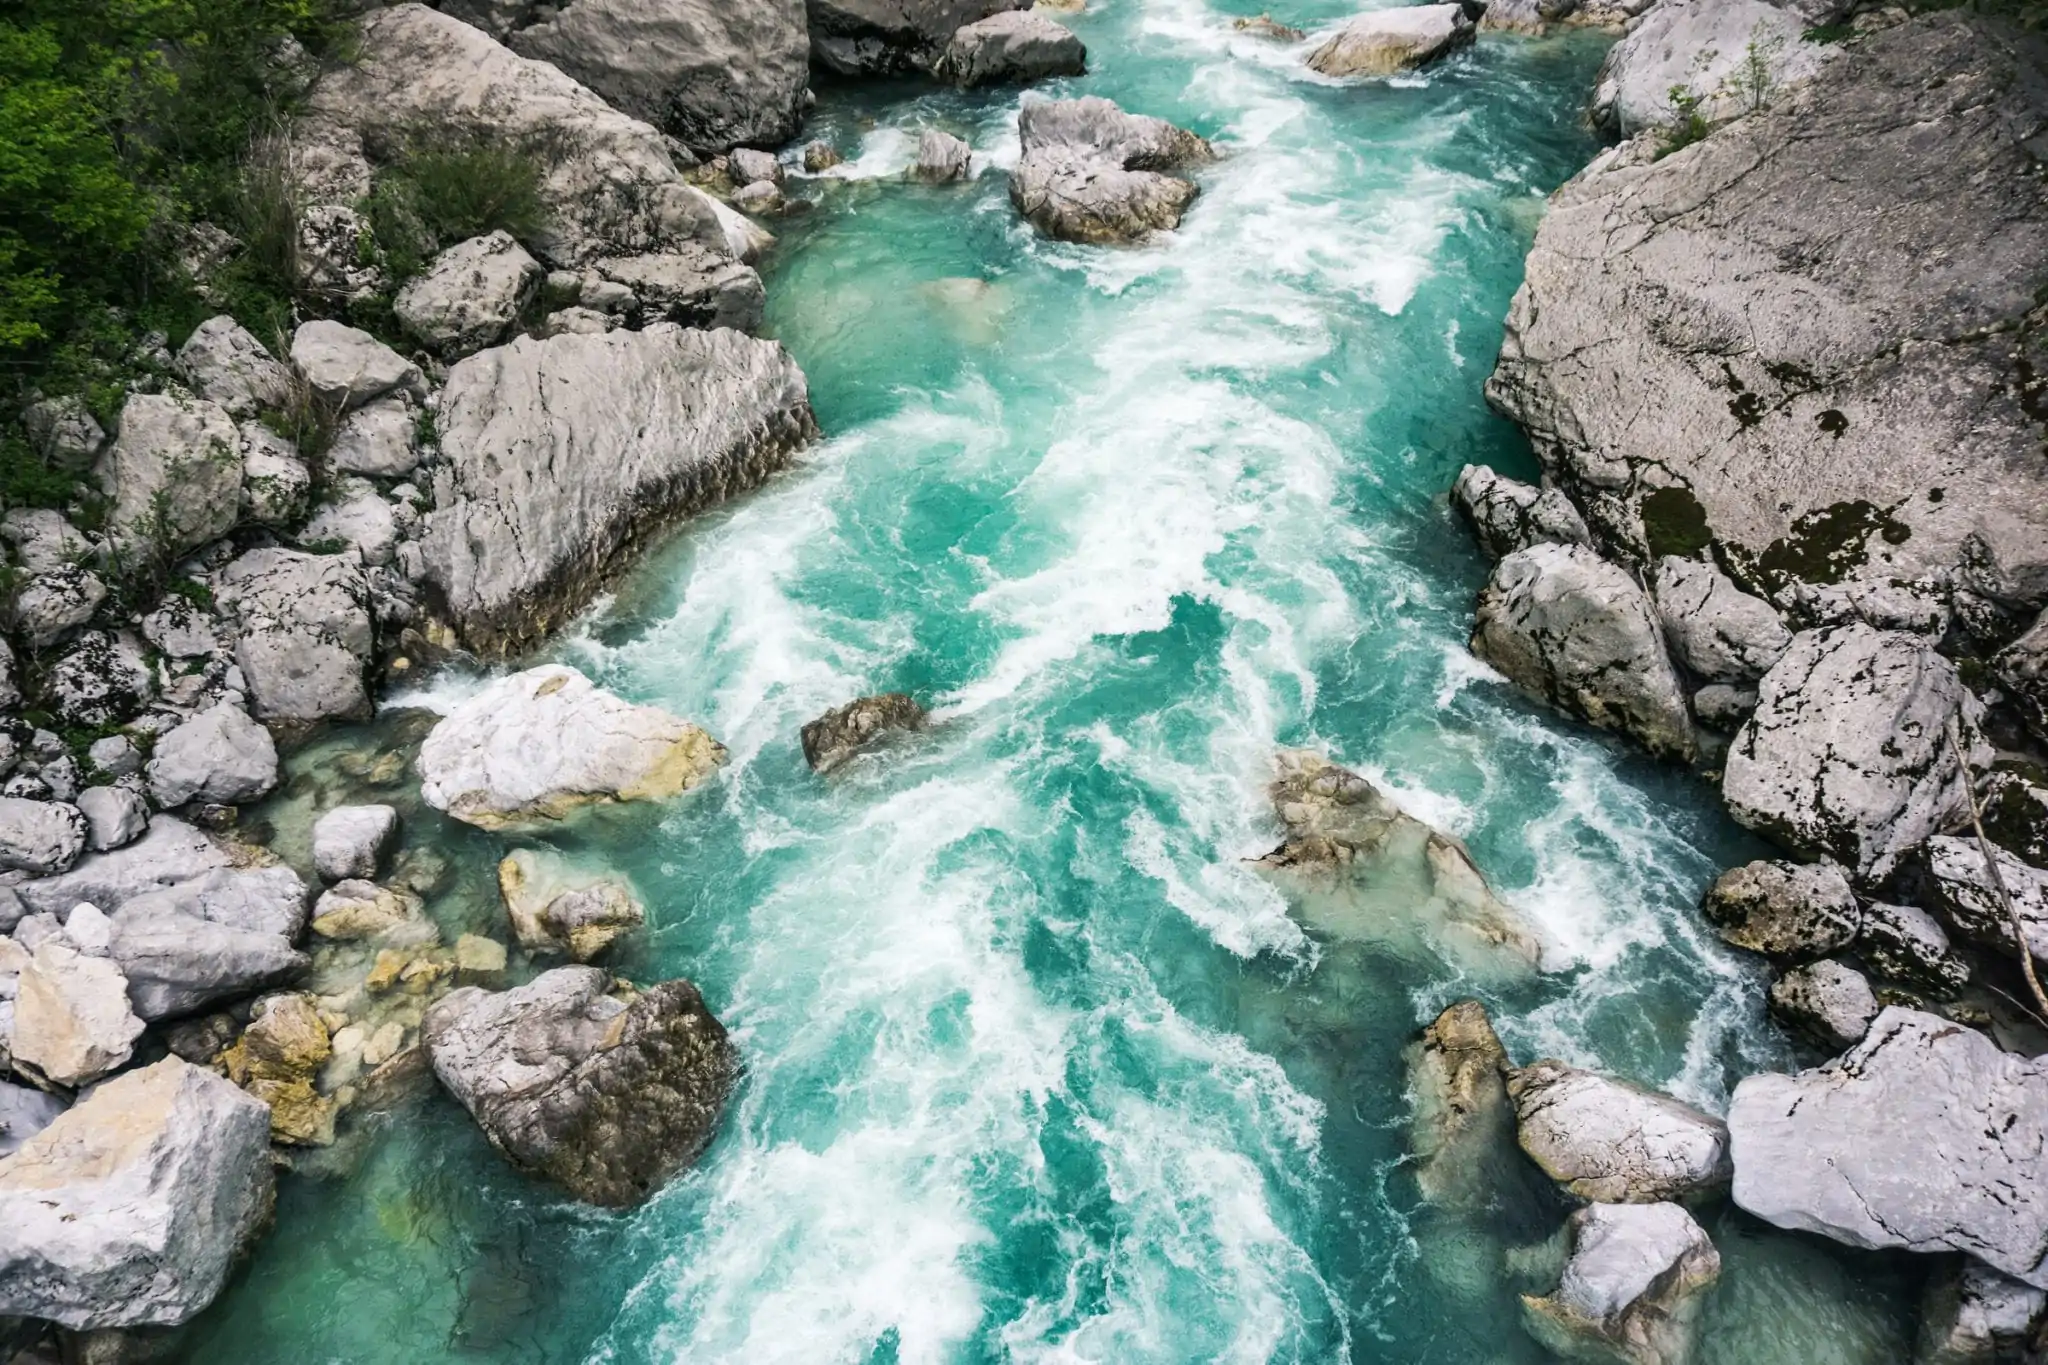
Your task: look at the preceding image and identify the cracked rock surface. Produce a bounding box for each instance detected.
[1451,464,1589,561]
[1509,1059,1731,1204]
[1010,96,1213,245]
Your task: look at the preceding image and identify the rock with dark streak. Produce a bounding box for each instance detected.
[1451,464,1590,561]
[800,694,927,773]
[1521,1202,1721,1365]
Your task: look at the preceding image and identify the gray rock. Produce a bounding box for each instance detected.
[802,140,842,172]
[12,913,64,953]
[324,396,421,478]
[215,548,374,724]
[1306,3,1473,77]
[1408,1000,1516,1211]
[9,566,107,649]
[295,203,386,303]
[96,393,242,562]
[1472,542,1696,762]
[1906,836,2048,971]
[727,148,780,185]
[63,903,113,957]
[418,665,726,830]
[1981,768,2048,868]
[84,737,139,781]
[0,638,17,711]
[1917,1258,2047,1365]
[939,10,1085,87]
[0,800,87,877]
[424,965,739,1205]
[1691,682,1757,731]
[1521,1202,1721,1365]
[540,306,616,338]
[1010,96,1213,244]
[807,0,1030,76]
[800,693,926,773]
[1769,959,1878,1051]
[0,1058,274,1329]
[1730,1007,2048,1288]
[394,231,542,358]
[1509,1059,1731,1204]
[21,396,105,471]
[1723,626,1987,882]
[146,704,279,809]
[1857,899,1970,997]
[1478,0,1578,33]
[300,480,398,568]
[14,817,228,917]
[311,804,400,882]
[1591,0,1831,136]
[37,758,80,805]
[140,597,220,661]
[308,878,430,944]
[730,180,783,215]
[586,247,765,332]
[238,422,311,527]
[1997,611,2048,746]
[289,320,422,414]
[420,325,814,654]
[1698,858,1858,961]
[1488,18,2048,611]
[110,866,311,1020]
[174,316,292,418]
[74,788,147,854]
[1450,464,1590,561]
[10,942,145,1086]
[39,632,153,728]
[1652,556,1791,683]
[496,847,644,959]
[912,129,974,183]
[0,509,93,575]
[0,1081,65,1160]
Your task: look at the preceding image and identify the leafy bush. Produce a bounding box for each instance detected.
[366,135,552,286]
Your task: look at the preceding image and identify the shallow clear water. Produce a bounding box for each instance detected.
[174,4,1928,1361]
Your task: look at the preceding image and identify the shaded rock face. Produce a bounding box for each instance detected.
[806,0,1030,76]
[1857,899,1969,997]
[0,1081,65,1160]
[497,847,645,960]
[1010,96,1213,244]
[1522,1202,1721,1365]
[1471,542,1695,763]
[1509,1060,1731,1204]
[1306,4,1473,78]
[1723,625,1987,883]
[110,865,311,1020]
[1998,613,2048,745]
[1408,1000,1517,1211]
[938,10,1086,87]
[1917,1258,2047,1365]
[1451,464,1590,561]
[1768,959,1877,1052]
[16,817,229,918]
[1698,859,1858,961]
[423,966,739,1206]
[1730,1007,2048,1287]
[1906,836,2048,970]
[800,693,927,773]
[0,1059,274,1330]
[418,665,727,830]
[1980,768,2048,867]
[1257,750,1540,970]
[1487,17,2048,617]
[420,325,815,655]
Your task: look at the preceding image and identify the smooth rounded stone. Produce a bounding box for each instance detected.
[800,693,927,773]
[1997,613,2048,745]
[312,805,400,882]
[1857,900,1969,997]
[299,480,398,568]
[1731,1007,2048,1287]
[420,325,814,655]
[0,799,88,877]
[1768,960,1878,1051]
[1904,836,2048,970]
[1981,769,2048,867]
[146,704,279,811]
[15,817,229,918]
[1450,465,1590,561]
[807,0,1032,76]
[1472,542,1696,763]
[497,848,645,960]
[63,903,113,957]
[1255,750,1540,969]
[110,866,312,1020]
[1010,96,1212,244]
[12,942,145,1087]
[22,395,105,471]
[1699,859,1858,961]
[1,508,93,575]
[1306,4,1473,77]
[1917,1257,2047,1365]
[585,246,765,331]
[1508,1060,1731,1204]
[0,1058,274,1330]
[939,9,1085,86]
[73,789,146,855]
[1408,1000,1516,1211]
[394,232,542,359]
[174,316,292,418]
[0,1080,66,1160]
[1724,626,1988,882]
[95,392,242,562]
[423,965,739,1206]
[288,320,423,414]
[1591,0,1828,135]
[9,566,107,649]
[39,632,154,729]
[309,879,429,944]
[420,666,727,829]
[802,140,842,172]
[323,396,421,479]
[1521,1202,1721,1365]
[912,129,974,183]
[730,180,784,215]
[728,148,781,185]
[1651,556,1792,684]
[214,548,374,725]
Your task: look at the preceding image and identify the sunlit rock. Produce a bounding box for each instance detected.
[1509,1060,1731,1204]
[1521,1202,1720,1365]
[497,847,645,960]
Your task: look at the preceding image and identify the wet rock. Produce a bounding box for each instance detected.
[424,965,739,1206]
[1768,959,1878,1051]
[0,1081,65,1160]
[40,632,154,729]
[1698,858,1858,961]
[1731,1007,2048,1286]
[1233,14,1305,40]
[1651,557,1791,684]
[324,396,421,479]
[1916,1257,2047,1365]
[1996,613,2048,745]
[1478,0,1578,33]
[394,232,542,359]
[1980,769,2048,868]
[1409,1000,1515,1211]
[110,866,311,1020]
[309,879,429,945]
[11,942,145,1086]
[1724,626,1987,882]
[803,140,842,173]
[453,933,509,985]
[74,788,147,854]
[174,316,292,418]
[96,393,242,562]
[238,423,312,527]
[288,320,423,414]
[912,129,974,183]
[728,148,780,186]
[1471,542,1695,763]
[1904,836,2048,970]
[1521,1202,1721,1365]
[215,548,374,724]
[300,479,398,568]
[730,180,783,215]
[1,508,93,575]
[1508,1060,1731,1204]
[420,325,814,655]
[1307,4,1473,77]
[0,1058,274,1329]
[1856,900,1969,997]
[1591,0,1830,136]
[15,817,229,918]
[939,10,1085,86]
[221,993,335,1146]
[807,0,1031,77]
[146,704,279,809]
[312,805,400,882]
[497,847,645,960]
[1010,95,1213,244]
[10,566,107,649]
[800,693,927,773]
[0,799,88,877]
[1450,465,1589,561]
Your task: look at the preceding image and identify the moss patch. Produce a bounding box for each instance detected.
[1757,500,1911,589]
[1640,486,1713,560]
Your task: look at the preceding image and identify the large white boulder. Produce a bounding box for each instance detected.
[146,703,280,809]
[215,548,375,724]
[393,231,543,359]
[938,10,1086,87]
[109,865,311,1020]
[96,393,242,561]
[175,316,293,418]
[1307,4,1473,78]
[10,942,145,1087]
[1009,96,1213,245]
[1509,1060,1731,1203]
[1521,1202,1721,1365]
[1591,0,1831,136]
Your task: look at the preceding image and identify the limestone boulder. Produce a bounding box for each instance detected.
[497,847,645,960]
[174,316,292,418]
[1768,959,1878,1051]
[74,787,147,854]
[238,424,312,527]
[21,396,104,471]
[1450,464,1589,561]
[0,508,92,575]
[15,817,229,918]
[10,566,107,649]
[312,805,400,882]
[0,1081,65,1160]
[324,396,421,479]
[1997,612,2048,746]
[146,704,280,809]
[1478,0,1578,33]
[96,393,242,561]
[0,799,88,877]
[913,129,974,183]
[11,942,145,1086]
[1857,899,1970,997]
[1521,1202,1721,1365]
[109,865,311,1020]
[1904,836,2048,971]
[1917,1258,2047,1365]
[288,320,423,414]
[299,480,398,568]
[807,0,1030,76]
[1306,4,1473,77]
[394,232,543,359]
[939,10,1085,87]
[1408,1000,1516,1211]
[1591,0,1831,136]
[1651,556,1791,683]
[1698,858,1858,961]
[1010,96,1213,245]
[800,693,927,773]
[584,247,765,332]
[215,548,374,724]
[1509,1060,1731,1204]
[39,631,153,728]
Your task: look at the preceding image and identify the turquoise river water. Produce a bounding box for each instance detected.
[172,2,1930,1361]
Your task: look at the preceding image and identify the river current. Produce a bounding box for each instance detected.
[175,3,1927,1361]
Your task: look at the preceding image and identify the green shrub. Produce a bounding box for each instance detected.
[365,134,552,285]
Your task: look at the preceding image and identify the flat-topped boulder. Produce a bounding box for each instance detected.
[939,10,1086,87]
[15,816,230,917]
[288,320,423,413]
[1509,1060,1730,1204]
[1730,1007,2048,1287]
[393,231,542,359]
[1010,96,1213,244]
[146,703,280,810]
[1592,0,1830,136]
[418,665,727,830]
[214,548,375,725]
[418,325,815,655]
[1306,4,1473,78]
[312,804,401,882]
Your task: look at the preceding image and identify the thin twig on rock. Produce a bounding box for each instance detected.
[1947,719,2048,1021]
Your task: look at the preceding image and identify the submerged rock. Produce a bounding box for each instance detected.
[1768,960,1878,1052]
[497,847,645,960]
[0,1059,273,1329]
[1698,859,1858,962]
[418,665,727,830]
[423,965,739,1206]
[800,693,927,773]
[1916,1257,2047,1365]
[1521,1202,1721,1365]
[1408,1000,1516,1211]
[1508,1060,1731,1204]
[1010,95,1213,245]
[221,992,336,1146]
[1730,1007,2048,1288]
[1450,465,1590,561]
[938,10,1086,87]
[1306,4,1473,77]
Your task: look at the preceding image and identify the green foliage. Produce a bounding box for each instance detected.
[1729,30,1785,114]
[1656,84,1712,159]
[1802,22,1859,41]
[365,135,552,287]
[0,432,82,510]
